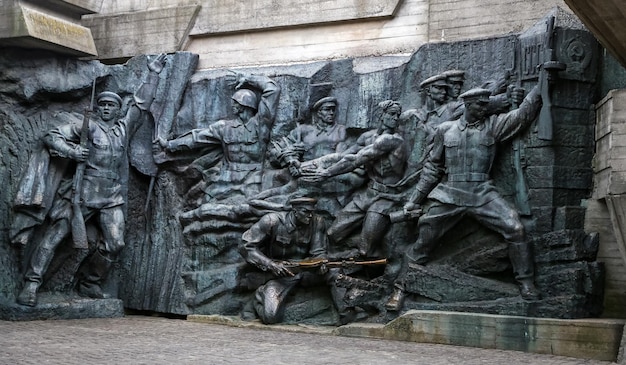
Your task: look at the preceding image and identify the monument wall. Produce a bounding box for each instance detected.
[0,9,614,324]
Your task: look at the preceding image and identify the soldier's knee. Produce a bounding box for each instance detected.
[101,239,125,256]
[503,219,525,242]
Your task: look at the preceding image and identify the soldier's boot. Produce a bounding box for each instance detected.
[17,244,57,307]
[338,306,368,325]
[385,287,406,311]
[16,281,40,307]
[508,241,541,300]
[518,278,541,300]
[77,250,113,299]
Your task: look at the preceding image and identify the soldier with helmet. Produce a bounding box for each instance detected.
[157,74,280,207]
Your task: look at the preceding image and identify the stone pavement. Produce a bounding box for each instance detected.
[0,315,616,365]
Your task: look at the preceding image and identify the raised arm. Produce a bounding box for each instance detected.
[493,85,541,142]
[125,54,167,132]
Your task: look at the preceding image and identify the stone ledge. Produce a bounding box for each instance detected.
[189,312,625,362]
[0,3,97,56]
[0,295,124,321]
[190,0,403,36]
[338,310,624,362]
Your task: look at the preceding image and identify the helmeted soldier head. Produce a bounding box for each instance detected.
[442,69,465,99]
[420,74,449,105]
[312,96,337,127]
[96,91,122,122]
[231,89,258,110]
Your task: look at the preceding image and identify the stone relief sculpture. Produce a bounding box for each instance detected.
[155,74,280,230]
[264,95,365,218]
[302,100,406,259]
[386,85,541,311]
[238,196,366,325]
[12,55,167,307]
[0,13,605,323]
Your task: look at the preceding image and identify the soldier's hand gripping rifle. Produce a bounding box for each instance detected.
[70,79,97,249]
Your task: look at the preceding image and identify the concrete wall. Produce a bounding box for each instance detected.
[82,0,570,69]
[586,90,626,319]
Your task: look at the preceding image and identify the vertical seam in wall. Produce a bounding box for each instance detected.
[426,0,432,43]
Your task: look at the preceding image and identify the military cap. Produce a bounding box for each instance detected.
[442,69,465,82]
[288,196,318,206]
[312,96,338,111]
[97,91,122,106]
[419,74,448,89]
[459,88,491,103]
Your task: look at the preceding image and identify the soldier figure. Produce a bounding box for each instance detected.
[386,86,542,311]
[157,74,280,206]
[302,100,407,258]
[283,96,348,168]
[239,196,363,324]
[266,96,364,218]
[442,69,466,101]
[16,55,166,306]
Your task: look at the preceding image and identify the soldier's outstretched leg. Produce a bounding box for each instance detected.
[385,206,458,311]
[17,219,70,306]
[359,212,390,257]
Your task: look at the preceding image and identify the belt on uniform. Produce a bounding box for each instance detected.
[84,169,119,180]
[447,173,489,182]
[224,162,259,172]
[368,180,401,194]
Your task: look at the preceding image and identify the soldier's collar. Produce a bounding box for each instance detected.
[314,121,334,135]
[459,117,485,130]
[427,103,447,117]
[233,118,257,132]
[285,212,298,232]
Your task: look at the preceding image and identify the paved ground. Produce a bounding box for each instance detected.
[0,315,616,365]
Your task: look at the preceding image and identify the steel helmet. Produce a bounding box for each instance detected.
[231,89,258,110]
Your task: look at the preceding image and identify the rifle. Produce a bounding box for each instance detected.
[510,39,531,215]
[70,79,96,249]
[537,16,566,141]
[279,257,387,269]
